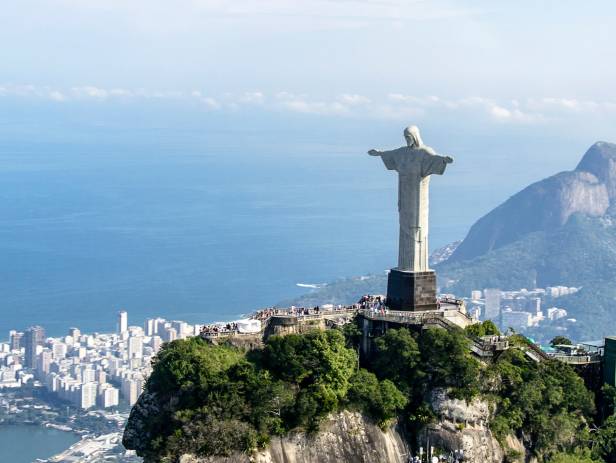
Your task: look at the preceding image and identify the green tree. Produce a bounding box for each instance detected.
[372,327,421,390]
[600,384,616,418]
[263,330,357,430]
[550,336,572,347]
[147,337,244,399]
[339,321,362,349]
[487,348,595,458]
[466,320,500,337]
[264,330,356,392]
[593,414,616,462]
[419,328,480,399]
[549,449,602,463]
[347,369,407,428]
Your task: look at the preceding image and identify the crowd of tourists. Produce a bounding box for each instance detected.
[252,304,356,321]
[252,306,320,320]
[201,294,466,339]
[199,322,238,336]
[358,294,389,314]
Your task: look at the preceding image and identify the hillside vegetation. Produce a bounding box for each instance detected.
[122,322,616,463]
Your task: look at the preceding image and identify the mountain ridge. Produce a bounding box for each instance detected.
[449,141,616,262]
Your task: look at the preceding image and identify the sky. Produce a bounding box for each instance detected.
[1,0,615,137]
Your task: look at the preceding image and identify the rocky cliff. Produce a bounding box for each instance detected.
[124,392,410,463]
[125,389,509,463]
[173,410,409,463]
[426,390,504,463]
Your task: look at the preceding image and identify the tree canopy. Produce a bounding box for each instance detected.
[129,323,607,463]
[134,330,406,461]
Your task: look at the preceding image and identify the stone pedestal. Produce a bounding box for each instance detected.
[386,269,437,311]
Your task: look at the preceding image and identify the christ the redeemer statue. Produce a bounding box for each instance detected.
[369,125,453,273]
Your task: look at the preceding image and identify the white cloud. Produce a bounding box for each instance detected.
[337,94,371,106]
[278,97,350,116]
[274,92,372,115]
[49,90,66,102]
[191,91,221,109]
[2,83,615,125]
[109,88,133,97]
[489,105,511,119]
[71,86,109,99]
[236,91,265,105]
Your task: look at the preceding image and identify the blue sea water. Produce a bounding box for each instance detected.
[0,112,586,337]
[0,425,79,462]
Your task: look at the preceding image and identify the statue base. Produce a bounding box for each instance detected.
[386,269,437,311]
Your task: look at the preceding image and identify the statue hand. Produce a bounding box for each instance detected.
[368,149,381,156]
[445,156,454,164]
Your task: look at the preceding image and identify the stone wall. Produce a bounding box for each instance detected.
[263,316,326,339]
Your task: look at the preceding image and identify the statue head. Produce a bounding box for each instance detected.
[404,125,423,148]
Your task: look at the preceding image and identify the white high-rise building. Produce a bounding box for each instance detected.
[82,368,96,383]
[501,309,532,330]
[75,346,87,359]
[9,331,23,351]
[547,307,568,320]
[98,385,119,408]
[162,327,177,343]
[46,372,60,392]
[484,288,501,321]
[96,370,107,384]
[171,321,187,339]
[150,336,162,353]
[52,342,67,359]
[117,311,128,334]
[128,336,143,359]
[79,382,98,409]
[121,378,141,406]
[36,351,53,378]
[470,290,482,301]
[145,319,156,336]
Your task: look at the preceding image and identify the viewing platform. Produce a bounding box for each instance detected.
[199,295,472,340]
[198,295,509,357]
[195,297,524,362]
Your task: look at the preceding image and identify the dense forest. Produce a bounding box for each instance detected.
[124,322,616,463]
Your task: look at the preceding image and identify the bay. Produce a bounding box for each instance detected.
[0,425,79,463]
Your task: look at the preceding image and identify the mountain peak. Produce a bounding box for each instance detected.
[448,142,615,263]
[575,142,616,189]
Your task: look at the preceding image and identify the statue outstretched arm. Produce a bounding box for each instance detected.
[369,148,399,170]
[421,151,454,176]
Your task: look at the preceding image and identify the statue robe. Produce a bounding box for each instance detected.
[379,145,450,271]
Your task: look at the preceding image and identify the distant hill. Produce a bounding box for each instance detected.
[438,141,616,339]
[449,142,615,262]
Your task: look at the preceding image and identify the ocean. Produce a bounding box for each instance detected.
[0,425,78,462]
